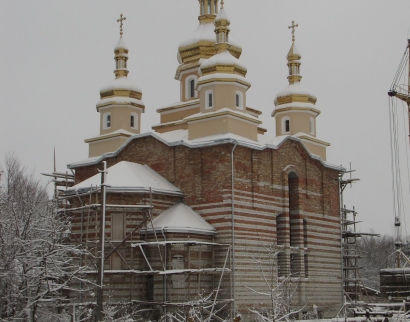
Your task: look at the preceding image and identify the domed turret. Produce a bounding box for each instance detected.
[175,0,242,87]
[85,14,145,158]
[272,21,330,160]
[184,1,261,141]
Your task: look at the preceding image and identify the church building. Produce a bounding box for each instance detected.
[64,1,343,320]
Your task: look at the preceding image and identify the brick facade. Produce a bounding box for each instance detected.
[67,134,343,320]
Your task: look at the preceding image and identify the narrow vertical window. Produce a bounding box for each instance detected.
[106,114,111,128]
[282,117,290,134]
[186,76,197,100]
[201,1,204,14]
[236,91,244,109]
[205,89,213,109]
[190,79,195,98]
[208,93,213,107]
[130,113,138,130]
[310,117,315,135]
[304,255,309,278]
[214,0,217,14]
[207,0,211,13]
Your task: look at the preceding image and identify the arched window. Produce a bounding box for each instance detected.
[288,171,301,276]
[235,91,243,109]
[281,116,290,134]
[130,112,138,130]
[185,75,198,100]
[310,117,315,135]
[205,89,213,109]
[103,112,111,129]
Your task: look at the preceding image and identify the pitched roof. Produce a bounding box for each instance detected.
[66,161,182,196]
[143,202,216,236]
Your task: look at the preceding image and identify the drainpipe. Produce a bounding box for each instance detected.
[75,192,85,304]
[96,161,107,322]
[161,228,167,315]
[339,171,345,308]
[231,140,238,311]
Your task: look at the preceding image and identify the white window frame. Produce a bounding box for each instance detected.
[310,117,315,135]
[281,116,290,134]
[103,112,111,130]
[235,91,244,109]
[185,75,198,100]
[205,89,213,109]
[131,112,139,130]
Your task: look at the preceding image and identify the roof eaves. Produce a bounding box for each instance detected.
[68,132,344,172]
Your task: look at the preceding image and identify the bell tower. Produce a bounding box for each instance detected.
[272,21,329,160]
[85,14,145,158]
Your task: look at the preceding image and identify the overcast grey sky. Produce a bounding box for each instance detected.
[1,1,410,236]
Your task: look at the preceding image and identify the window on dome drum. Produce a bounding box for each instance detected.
[310,117,315,135]
[190,79,195,98]
[103,113,111,129]
[130,113,138,130]
[207,0,211,13]
[205,89,213,109]
[281,116,290,134]
[214,0,217,14]
[235,91,243,109]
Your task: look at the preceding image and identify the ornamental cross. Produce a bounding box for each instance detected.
[117,14,126,38]
[288,20,298,42]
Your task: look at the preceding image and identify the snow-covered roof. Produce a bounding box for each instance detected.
[287,43,301,60]
[274,82,317,104]
[197,72,250,86]
[97,96,145,108]
[114,38,128,51]
[184,107,260,123]
[380,267,410,273]
[84,129,136,142]
[215,7,230,23]
[66,161,183,196]
[179,22,216,48]
[142,202,216,236]
[157,99,199,112]
[100,76,142,94]
[68,131,344,172]
[200,50,247,71]
[273,102,317,110]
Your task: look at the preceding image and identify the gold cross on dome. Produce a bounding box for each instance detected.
[288,20,298,42]
[117,14,126,38]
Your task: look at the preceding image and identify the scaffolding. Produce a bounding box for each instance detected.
[44,169,233,321]
[339,167,378,303]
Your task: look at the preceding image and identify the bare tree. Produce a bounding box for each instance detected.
[0,154,89,321]
[357,234,395,290]
[246,243,304,322]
